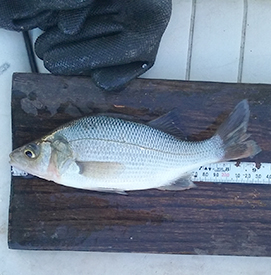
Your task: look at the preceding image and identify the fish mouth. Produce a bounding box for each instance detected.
[9,151,19,164]
[9,153,15,165]
[9,155,30,176]
[9,152,24,169]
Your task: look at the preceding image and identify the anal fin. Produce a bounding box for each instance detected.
[157,177,197,191]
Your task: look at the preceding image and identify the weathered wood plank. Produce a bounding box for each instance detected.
[8,73,271,256]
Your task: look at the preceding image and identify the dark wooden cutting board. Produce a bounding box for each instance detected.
[8,73,271,256]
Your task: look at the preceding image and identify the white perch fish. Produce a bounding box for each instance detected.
[10,100,261,194]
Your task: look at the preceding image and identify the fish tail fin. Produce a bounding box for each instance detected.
[215,99,261,161]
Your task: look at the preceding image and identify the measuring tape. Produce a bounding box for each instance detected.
[191,162,271,184]
[11,162,271,185]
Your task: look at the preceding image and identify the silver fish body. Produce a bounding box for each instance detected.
[9,100,261,193]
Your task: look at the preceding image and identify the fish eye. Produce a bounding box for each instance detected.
[24,149,35,158]
[24,143,40,159]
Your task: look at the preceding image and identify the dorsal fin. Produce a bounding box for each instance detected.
[96,110,185,138]
[147,109,185,139]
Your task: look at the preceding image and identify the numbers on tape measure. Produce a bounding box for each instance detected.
[191,162,271,184]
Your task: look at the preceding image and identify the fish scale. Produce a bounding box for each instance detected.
[45,116,225,190]
[9,100,261,193]
[57,116,217,155]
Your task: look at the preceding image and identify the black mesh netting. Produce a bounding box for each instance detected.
[0,0,172,90]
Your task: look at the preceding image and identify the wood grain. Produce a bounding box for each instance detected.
[8,73,271,255]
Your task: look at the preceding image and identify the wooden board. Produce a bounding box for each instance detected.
[8,73,271,256]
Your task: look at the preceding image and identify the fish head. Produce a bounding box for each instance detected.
[9,140,52,178]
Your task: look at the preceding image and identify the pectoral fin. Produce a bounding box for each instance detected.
[76,161,125,179]
[158,177,197,191]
